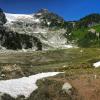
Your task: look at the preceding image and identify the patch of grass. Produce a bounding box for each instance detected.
[92,24,100,32]
[0,48,100,78]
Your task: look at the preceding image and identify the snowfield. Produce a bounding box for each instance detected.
[93,61,100,68]
[5,13,40,23]
[5,13,33,22]
[0,72,62,98]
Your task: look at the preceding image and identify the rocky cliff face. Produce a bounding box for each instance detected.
[4,9,69,50]
[0,9,41,51]
[0,28,42,50]
[0,8,7,25]
[0,8,71,51]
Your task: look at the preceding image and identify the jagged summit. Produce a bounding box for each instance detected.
[0,8,3,12]
[0,8,7,25]
[37,8,49,14]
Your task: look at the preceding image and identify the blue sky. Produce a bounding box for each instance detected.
[0,0,100,21]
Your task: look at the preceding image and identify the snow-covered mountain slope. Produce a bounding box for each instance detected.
[5,13,40,23]
[5,13,32,22]
[0,9,75,51]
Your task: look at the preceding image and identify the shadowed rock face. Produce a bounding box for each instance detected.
[0,28,42,50]
[0,8,7,25]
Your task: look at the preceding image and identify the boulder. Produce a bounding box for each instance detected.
[62,82,72,94]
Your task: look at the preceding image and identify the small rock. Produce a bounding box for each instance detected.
[13,64,16,67]
[1,74,5,77]
[94,75,97,79]
[80,49,83,53]
[88,28,96,33]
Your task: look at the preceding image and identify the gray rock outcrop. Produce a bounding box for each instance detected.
[0,8,7,25]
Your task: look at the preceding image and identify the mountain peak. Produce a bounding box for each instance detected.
[0,8,3,12]
[37,8,49,14]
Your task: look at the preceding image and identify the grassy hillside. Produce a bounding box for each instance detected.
[68,25,100,47]
[64,13,100,47]
[92,24,100,32]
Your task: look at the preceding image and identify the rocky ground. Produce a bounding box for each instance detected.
[0,48,99,100]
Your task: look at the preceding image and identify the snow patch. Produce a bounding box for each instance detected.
[0,72,62,98]
[5,13,40,23]
[22,48,27,52]
[64,45,74,48]
[93,61,100,68]
[5,13,33,22]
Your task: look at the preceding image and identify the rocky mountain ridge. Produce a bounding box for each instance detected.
[0,8,72,51]
[1,8,100,50]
